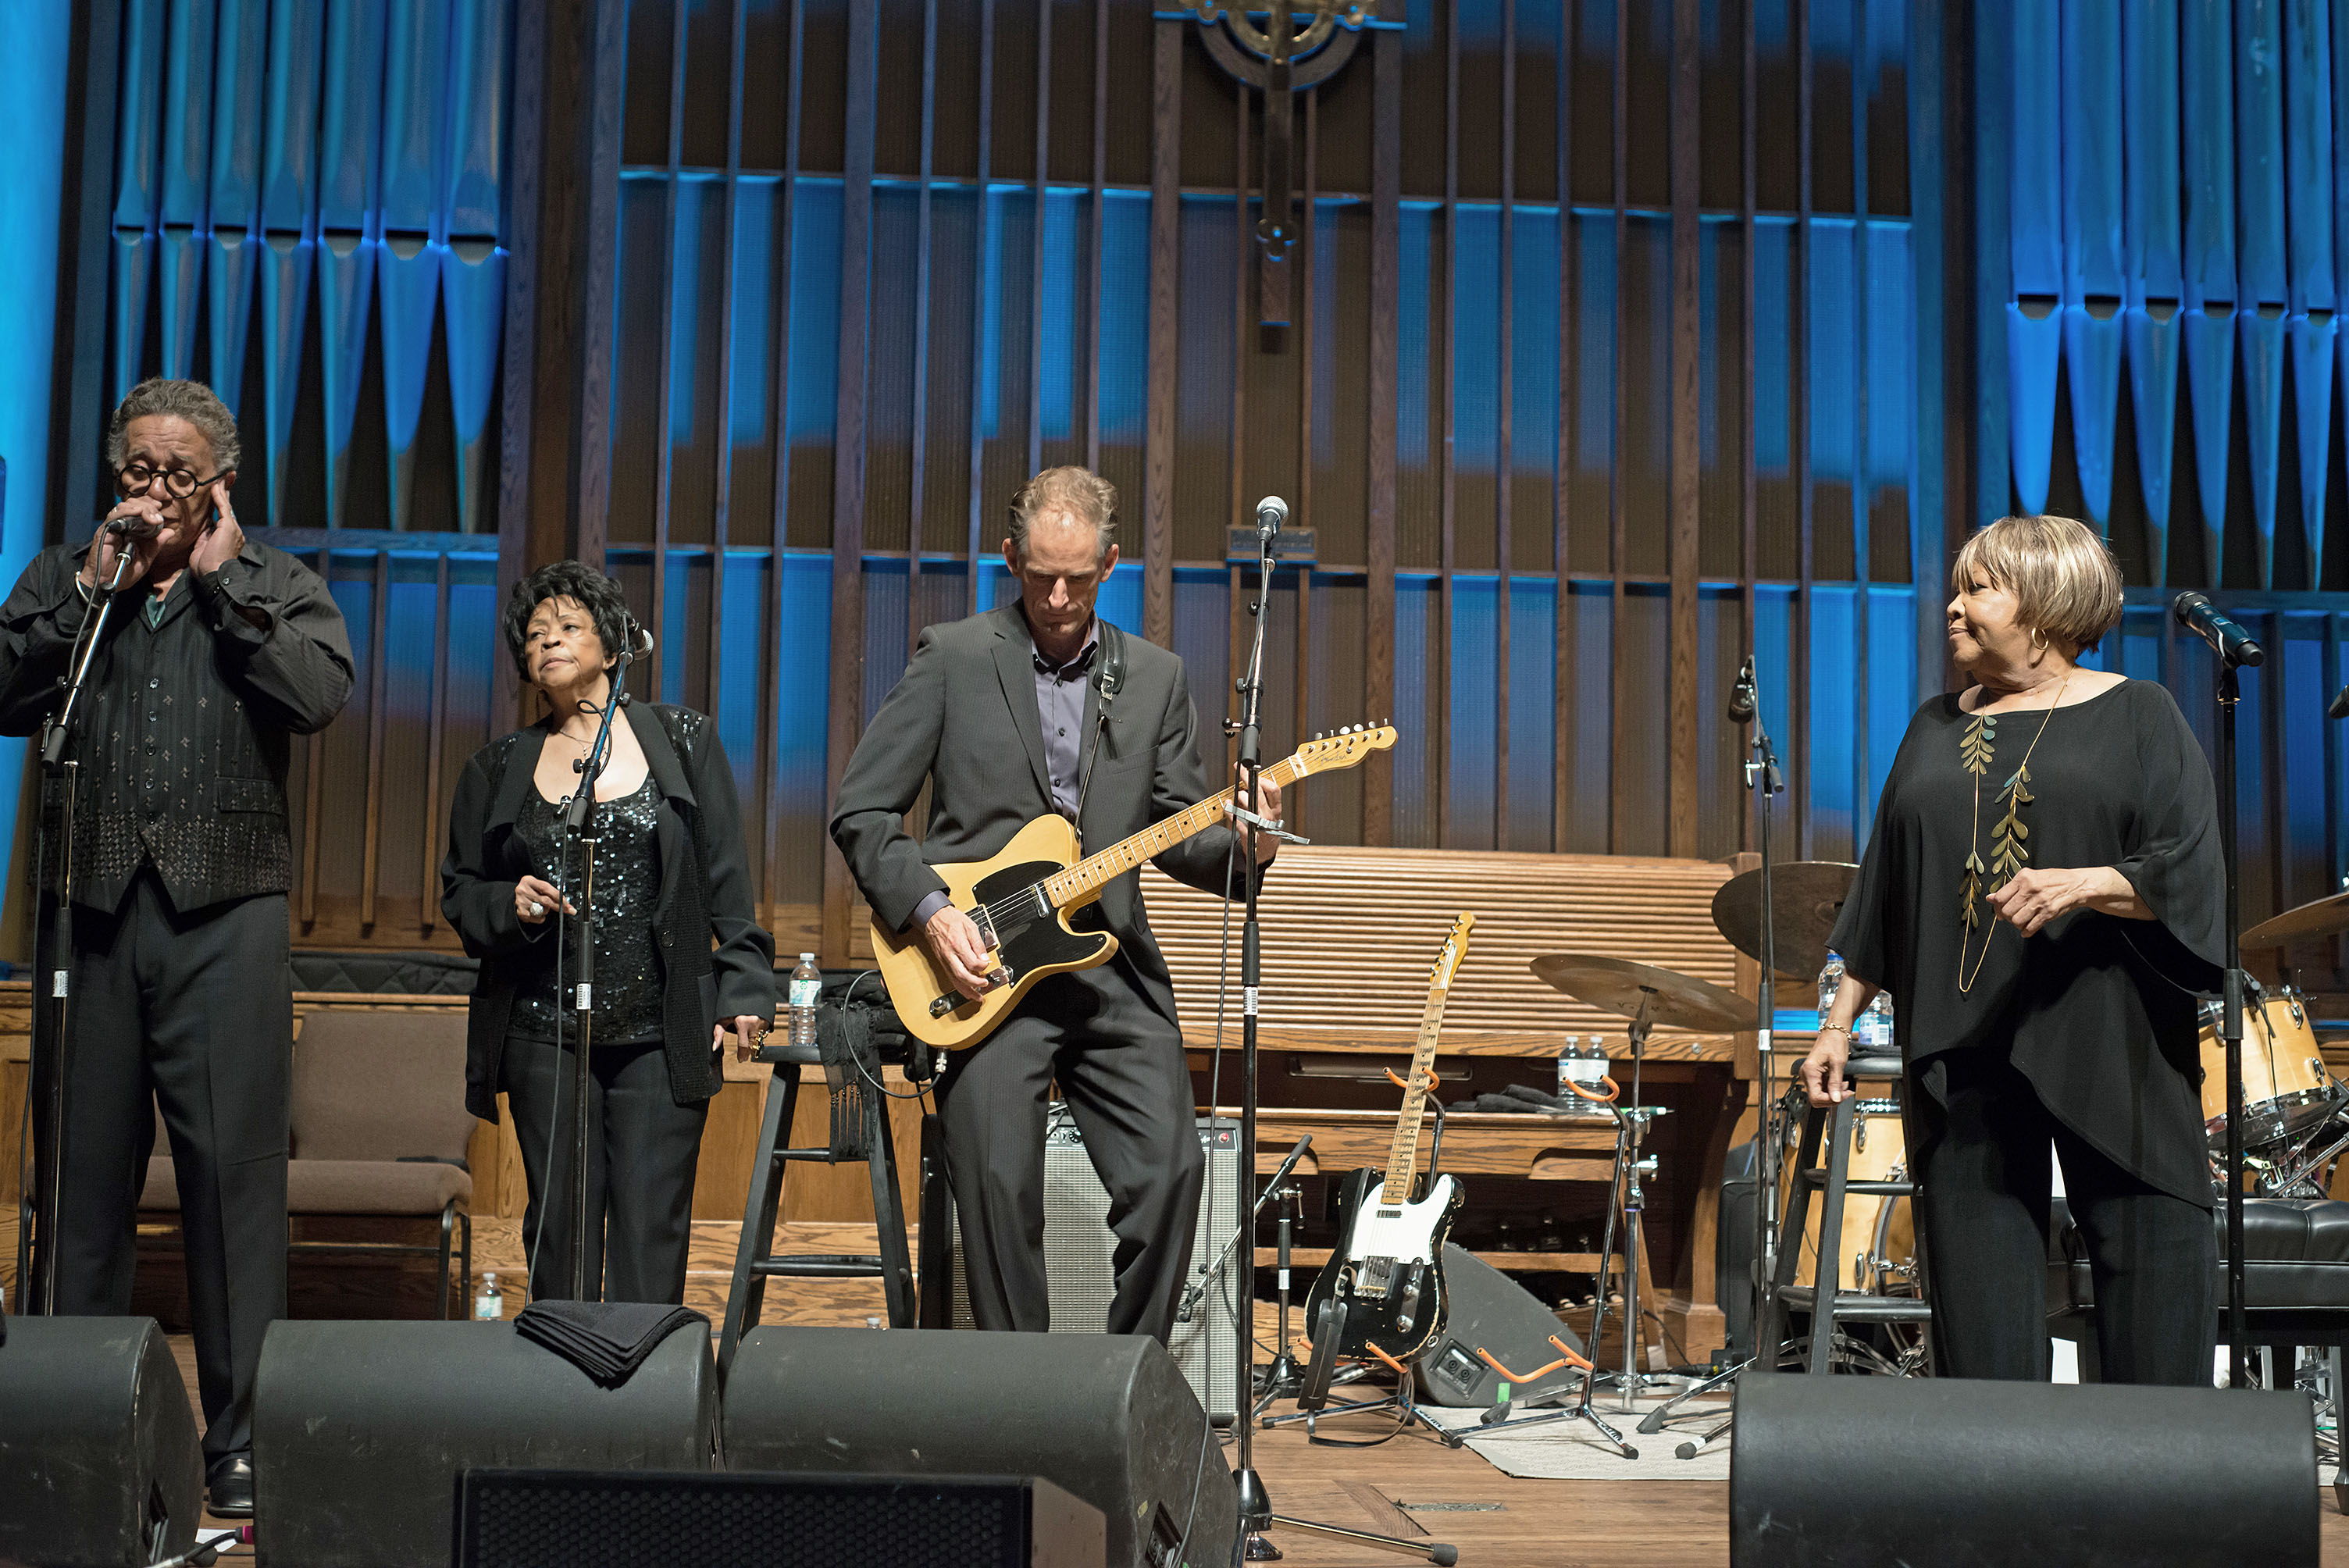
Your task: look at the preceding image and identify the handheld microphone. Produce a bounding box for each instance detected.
[100,514,160,537]
[2171,591,2264,668]
[1255,495,1289,539]
[1726,654,1758,724]
[2329,683,2349,722]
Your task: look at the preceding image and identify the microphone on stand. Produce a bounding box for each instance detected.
[1255,495,1289,540]
[2329,683,2349,722]
[1726,654,1758,724]
[2173,591,2264,668]
[622,615,655,658]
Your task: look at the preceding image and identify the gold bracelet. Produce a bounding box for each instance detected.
[1816,1023,1852,1041]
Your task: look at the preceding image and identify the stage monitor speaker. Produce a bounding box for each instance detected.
[0,1315,203,1568]
[722,1324,1235,1568]
[1414,1242,1588,1408]
[452,1469,1104,1568]
[1731,1373,2318,1566]
[252,1320,715,1568]
[943,1111,1241,1422]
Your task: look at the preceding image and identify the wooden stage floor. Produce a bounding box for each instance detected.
[81,1218,2349,1564]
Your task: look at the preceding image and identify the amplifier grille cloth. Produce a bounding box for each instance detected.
[948,1114,1242,1421]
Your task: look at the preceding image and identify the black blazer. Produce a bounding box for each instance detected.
[829,603,1255,1035]
[441,701,775,1120]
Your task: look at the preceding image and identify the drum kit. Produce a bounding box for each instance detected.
[2212,895,2349,1198]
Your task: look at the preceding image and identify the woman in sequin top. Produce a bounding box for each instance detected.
[443,561,775,1303]
[1795,516,2225,1384]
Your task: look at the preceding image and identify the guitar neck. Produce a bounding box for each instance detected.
[1041,754,1303,908]
[1380,988,1449,1204]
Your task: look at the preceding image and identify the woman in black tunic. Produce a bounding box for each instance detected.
[442,562,775,1303]
[1798,515,2224,1384]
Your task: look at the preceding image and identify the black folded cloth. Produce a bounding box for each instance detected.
[515,1299,705,1386]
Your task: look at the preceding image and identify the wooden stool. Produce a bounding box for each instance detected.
[717,1038,917,1377]
[1761,1053,1932,1373]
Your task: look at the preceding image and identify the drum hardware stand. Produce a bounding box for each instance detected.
[1639,655,1788,1445]
[19,545,138,1311]
[1424,1095,1647,1456]
[1223,508,1447,1564]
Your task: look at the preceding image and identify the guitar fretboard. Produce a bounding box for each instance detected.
[1380,985,1449,1204]
[1041,754,1306,908]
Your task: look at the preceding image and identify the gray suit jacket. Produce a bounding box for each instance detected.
[830,604,1256,1030]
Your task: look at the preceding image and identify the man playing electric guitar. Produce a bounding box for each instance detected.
[829,465,1278,1343]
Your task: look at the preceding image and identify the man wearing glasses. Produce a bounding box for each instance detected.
[0,377,353,1516]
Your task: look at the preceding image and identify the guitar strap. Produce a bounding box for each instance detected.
[1068,618,1125,851]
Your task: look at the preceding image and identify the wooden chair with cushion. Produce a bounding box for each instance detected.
[141,1008,476,1317]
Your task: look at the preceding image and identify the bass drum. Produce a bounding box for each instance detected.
[2197,989,2336,1150]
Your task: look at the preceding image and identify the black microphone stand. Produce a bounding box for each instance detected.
[20,545,137,1312]
[2173,593,2258,1386]
[558,643,636,1303]
[2213,652,2251,1387]
[1226,526,1447,1565]
[1634,657,1782,1451]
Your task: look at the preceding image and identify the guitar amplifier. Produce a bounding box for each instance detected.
[948,1113,1242,1423]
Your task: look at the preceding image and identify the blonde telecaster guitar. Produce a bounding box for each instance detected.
[1302,911,1473,1363]
[871,723,1399,1051]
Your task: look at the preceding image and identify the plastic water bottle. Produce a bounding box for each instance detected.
[789,953,822,1049]
[1556,1036,1610,1114]
[1816,952,1845,1029]
[473,1270,502,1321]
[1853,989,1895,1052]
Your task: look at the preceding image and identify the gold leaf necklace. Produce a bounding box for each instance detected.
[1956,668,2071,992]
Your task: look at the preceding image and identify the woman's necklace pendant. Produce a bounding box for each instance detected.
[1956,672,2071,992]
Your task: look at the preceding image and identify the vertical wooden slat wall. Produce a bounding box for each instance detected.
[59,1,2349,999]
[820,0,880,963]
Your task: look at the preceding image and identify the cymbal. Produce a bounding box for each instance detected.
[2244,889,2349,950]
[1710,861,1860,978]
[1529,953,1755,1034]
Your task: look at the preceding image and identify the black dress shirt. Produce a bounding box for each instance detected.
[0,537,356,914]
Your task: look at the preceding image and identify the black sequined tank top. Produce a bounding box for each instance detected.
[509,773,667,1046]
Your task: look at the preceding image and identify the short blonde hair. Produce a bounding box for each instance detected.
[1951,515,2124,654]
[1007,466,1117,564]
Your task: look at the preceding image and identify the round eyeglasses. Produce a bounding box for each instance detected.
[116,462,229,501]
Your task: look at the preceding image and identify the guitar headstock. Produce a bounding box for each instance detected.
[1288,722,1399,778]
[1431,911,1475,989]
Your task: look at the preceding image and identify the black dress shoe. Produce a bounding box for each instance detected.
[206,1454,255,1518]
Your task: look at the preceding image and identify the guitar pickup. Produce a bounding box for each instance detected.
[928,964,1014,1018]
[928,898,1015,1020]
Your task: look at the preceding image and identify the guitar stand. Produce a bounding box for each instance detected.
[1264,1313,1448,1447]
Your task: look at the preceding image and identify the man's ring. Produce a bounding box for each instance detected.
[528,900,545,918]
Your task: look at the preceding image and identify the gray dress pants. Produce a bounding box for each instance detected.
[936,959,1204,1343]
